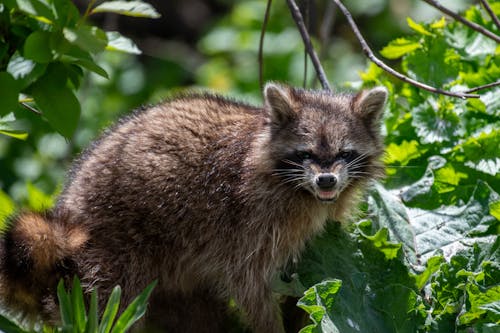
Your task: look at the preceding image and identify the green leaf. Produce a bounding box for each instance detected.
[105,31,141,54]
[71,277,86,333]
[0,189,15,230]
[98,286,121,333]
[57,280,74,331]
[412,97,465,145]
[0,72,20,116]
[460,284,500,324]
[407,17,433,36]
[0,314,29,333]
[31,63,81,138]
[380,38,421,59]
[414,255,444,290]
[297,280,342,333]
[15,0,55,23]
[63,26,108,54]
[384,140,421,166]
[292,223,422,333]
[6,53,47,89]
[85,289,98,333]
[26,182,54,211]
[457,128,500,176]
[111,281,156,333]
[91,1,161,18]
[23,31,53,63]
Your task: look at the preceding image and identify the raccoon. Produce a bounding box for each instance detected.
[0,83,387,332]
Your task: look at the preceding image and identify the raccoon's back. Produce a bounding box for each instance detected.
[58,94,264,234]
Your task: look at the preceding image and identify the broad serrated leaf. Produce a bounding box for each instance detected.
[0,72,20,116]
[292,223,422,333]
[407,17,433,36]
[91,1,160,18]
[105,31,141,54]
[380,38,421,59]
[23,31,53,63]
[297,280,342,333]
[457,128,500,176]
[412,97,466,145]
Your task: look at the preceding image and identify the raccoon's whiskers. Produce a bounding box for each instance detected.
[282,159,305,169]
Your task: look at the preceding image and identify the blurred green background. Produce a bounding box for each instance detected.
[0,0,472,206]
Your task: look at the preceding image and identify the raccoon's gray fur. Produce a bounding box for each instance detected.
[0,83,387,332]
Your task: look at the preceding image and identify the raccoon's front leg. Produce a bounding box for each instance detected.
[231,279,285,333]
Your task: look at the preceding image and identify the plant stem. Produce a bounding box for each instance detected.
[286,0,332,92]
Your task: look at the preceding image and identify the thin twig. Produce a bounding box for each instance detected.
[332,0,479,99]
[286,0,332,92]
[421,0,500,43]
[464,80,500,93]
[21,102,42,115]
[259,0,273,91]
[303,0,310,89]
[479,0,500,31]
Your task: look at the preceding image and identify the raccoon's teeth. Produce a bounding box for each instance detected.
[317,190,337,200]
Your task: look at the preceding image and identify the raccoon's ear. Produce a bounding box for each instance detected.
[352,86,388,122]
[264,83,296,127]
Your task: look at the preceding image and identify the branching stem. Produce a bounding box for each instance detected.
[332,0,480,99]
[286,0,332,92]
[421,0,500,43]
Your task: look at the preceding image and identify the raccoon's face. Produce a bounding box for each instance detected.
[264,83,387,203]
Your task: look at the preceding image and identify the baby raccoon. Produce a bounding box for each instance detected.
[0,83,387,332]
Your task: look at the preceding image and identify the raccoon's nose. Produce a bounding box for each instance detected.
[316,174,337,189]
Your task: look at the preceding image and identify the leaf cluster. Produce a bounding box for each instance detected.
[0,0,159,138]
[0,277,156,333]
[281,3,500,333]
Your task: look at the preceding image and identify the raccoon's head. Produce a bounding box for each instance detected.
[263,83,387,203]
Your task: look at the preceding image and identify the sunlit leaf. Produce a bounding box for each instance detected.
[91,1,160,18]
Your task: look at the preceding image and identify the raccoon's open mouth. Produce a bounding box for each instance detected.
[315,190,338,203]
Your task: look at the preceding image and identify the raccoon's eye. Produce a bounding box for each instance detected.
[338,150,352,159]
[296,151,313,160]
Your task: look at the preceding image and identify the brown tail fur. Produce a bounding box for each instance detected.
[0,211,88,322]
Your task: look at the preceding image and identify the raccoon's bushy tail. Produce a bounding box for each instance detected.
[0,211,88,320]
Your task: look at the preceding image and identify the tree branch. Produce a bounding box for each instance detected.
[332,0,480,99]
[420,0,500,43]
[286,0,332,92]
[259,0,273,91]
[464,80,500,93]
[479,0,500,31]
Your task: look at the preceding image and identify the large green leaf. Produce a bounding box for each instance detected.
[63,26,108,54]
[23,31,53,63]
[31,63,81,138]
[370,179,499,268]
[0,71,20,116]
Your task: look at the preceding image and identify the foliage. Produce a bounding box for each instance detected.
[0,277,156,333]
[0,0,498,333]
[283,3,500,333]
[0,0,159,139]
